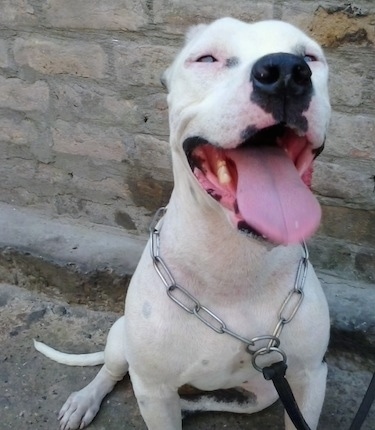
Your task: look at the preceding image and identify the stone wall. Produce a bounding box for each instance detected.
[0,0,374,282]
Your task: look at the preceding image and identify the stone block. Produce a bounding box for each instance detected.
[81,199,149,232]
[307,4,375,48]
[0,40,10,68]
[119,133,173,213]
[0,154,37,202]
[362,66,375,113]
[53,152,124,183]
[127,134,172,179]
[0,117,38,146]
[153,0,273,33]
[14,37,107,79]
[313,158,375,209]
[44,0,148,31]
[281,2,375,47]
[326,50,367,108]
[52,82,141,128]
[114,42,176,87]
[0,0,37,28]
[327,112,375,159]
[0,77,49,112]
[52,120,127,161]
[279,1,318,31]
[355,251,375,283]
[319,206,375,246]
[310,234,375,282]
[133,93,169,137]
[35,164,130,205]
[126,172,173,212]
[309,236,355,276]
[53,83,169,136]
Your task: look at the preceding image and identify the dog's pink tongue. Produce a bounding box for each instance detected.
[228,146,321,245]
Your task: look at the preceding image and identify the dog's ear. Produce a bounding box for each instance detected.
[185,23,208,44]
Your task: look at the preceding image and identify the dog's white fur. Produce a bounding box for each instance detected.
[35,18,331,430]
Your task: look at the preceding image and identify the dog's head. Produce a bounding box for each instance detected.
[163,18,331,246]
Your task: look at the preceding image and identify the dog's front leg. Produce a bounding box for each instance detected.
[284,362,327,430]
[130,370,182,430]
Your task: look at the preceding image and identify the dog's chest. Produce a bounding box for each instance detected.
[165,299,292,389]
[177,320,283,392]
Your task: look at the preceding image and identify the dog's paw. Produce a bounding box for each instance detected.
[59,389,101,430]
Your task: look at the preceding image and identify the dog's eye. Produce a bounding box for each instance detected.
[303,54,317,63]
[196,55,218,63]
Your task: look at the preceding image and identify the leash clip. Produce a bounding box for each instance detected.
[251,346,287,373]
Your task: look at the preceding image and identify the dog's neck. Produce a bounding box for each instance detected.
[157,197,301,306]
[154,146,303,299]
[161,197,295,285]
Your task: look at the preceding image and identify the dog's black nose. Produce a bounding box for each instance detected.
[251,53,312,97]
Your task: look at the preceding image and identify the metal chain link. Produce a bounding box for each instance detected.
[149,207,309,372]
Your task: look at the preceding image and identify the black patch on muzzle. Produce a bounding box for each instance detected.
[250,53,313,132]
[313,140,325,158]
[183,137,209,156]
[226,56,240,68]
[240,123,286,148]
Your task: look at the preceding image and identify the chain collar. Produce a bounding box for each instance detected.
[149,207,309,372]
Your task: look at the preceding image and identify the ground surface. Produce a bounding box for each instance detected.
[1,282,374,430]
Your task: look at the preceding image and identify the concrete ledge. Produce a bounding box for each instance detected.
[0,202,145,273]
[319,272,375,356]
[0,202,145,312]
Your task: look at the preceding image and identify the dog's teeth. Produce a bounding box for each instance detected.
[217,160,232,184]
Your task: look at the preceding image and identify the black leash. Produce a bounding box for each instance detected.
[262,362,375,430]
[349,371,375,430]
[263,361,311,430]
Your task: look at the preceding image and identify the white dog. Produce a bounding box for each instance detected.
[35,17,331,430]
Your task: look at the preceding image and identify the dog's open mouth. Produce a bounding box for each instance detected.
[184,124,322,245]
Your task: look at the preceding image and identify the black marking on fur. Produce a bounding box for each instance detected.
[183,137,209,156]
[238,221,262,237]
[240,125,259,142]
[207,189,222,202]
[182,409,202,419]
[181,387,257,406]
[240,123,285,148]
[251,90,310,132]
[313,140,325,158]
[226,57,240,68]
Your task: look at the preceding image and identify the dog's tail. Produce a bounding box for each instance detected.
[33,339,105,366]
